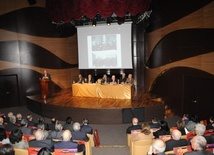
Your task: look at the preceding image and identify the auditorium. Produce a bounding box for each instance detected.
[0,0,214,155]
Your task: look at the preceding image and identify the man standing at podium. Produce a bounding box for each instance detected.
[42,69,51,80]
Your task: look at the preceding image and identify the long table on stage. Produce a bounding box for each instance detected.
[72,83,133,99]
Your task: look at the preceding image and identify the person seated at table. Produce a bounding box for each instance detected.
[85,74,94,84]
[101,74,110,84]
[110,75,118,84]
[165,129,187,152]
[184,135,213,155]
[77,74,84,84]
[131,123,153,141]
[125,74,135,85]
[119,72,127,84]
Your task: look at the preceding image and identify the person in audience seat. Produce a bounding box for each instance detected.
[71,122,89,142]
[206,116,214,130]
[29,129,54,152]
[47,123,63,140]
[80,118,93,135]
[176,119,186,135]
[9,129,29,150]
[4,116,19,132]
[0,128,10,144]
[0,144,15,155]
[165,129,187,152]
[126,117,141,134]
[188,123,213,145]
[5,112,14,124]
[153,120,170,139]
[37,117,49,131]
[48,117,57,131]
[63,116,73,132]
[15,113,22,126]
[184,135,213,155]
[26,114,37,127]
[0,117,5,129]
[149,117,160,130]
[54,130,83,152]
[132,123,153,141]
[148,139,166,155]
[19,118,34,135]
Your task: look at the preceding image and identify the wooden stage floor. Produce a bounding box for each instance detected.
[26,88,165,124]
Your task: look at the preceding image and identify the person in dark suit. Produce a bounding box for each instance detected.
[77,74,84,83]
[54,130,82,152]
[71,122,89,142]
[206,116,214,130]
[148,117,160,129]
[110,75,118,84]
[19,118,34,135]
[153,120,170,139]
[48,117,57,131]
[184,136,213,155]
[165,129,187,152]
[101,74,110,84]
[126,117,141,134]
[63,116,73,132]
[28,130,54,152]
[80,118,93,135]
[119,72,127,84]
[4,116,19,132]
[26,114,37,128]
[85,74,94,84]
[42,69,51,80]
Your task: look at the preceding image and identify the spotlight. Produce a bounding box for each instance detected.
[106,17,112,26]
[92,19,96,27]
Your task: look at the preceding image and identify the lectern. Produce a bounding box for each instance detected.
[40,79,50,99]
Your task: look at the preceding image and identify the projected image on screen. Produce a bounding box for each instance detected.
[77,23,132,69]
[88,34,121,68]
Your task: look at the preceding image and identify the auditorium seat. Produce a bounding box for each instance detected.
[87,134,95,147]
[14,148,28,155]
[130,139,153,155]
[73,140,92,155]
[28,147,41,155]
[165,150,174,155]
[127,133,131,146]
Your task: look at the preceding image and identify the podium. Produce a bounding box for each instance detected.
[40,79,50,99]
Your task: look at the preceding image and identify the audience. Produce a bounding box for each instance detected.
[0,117,4,129]
[29,129,54,152]
[37,117,49,131]
[48,117,57,131]
[0,128,10,144]
[206,116,214,130]
[15,113,22,126]
[148,139,166,155]
[5,112,14,124]
[37,147,52,155]
[71,122,89,142]
[126,117,141,134]
[19,119,34,135]
[176,119,186,135]
[47,123,63,140]
[54,130,82,152]
[132,123,153,141]
[0,144,15,155]
[153,120,170,139]
[184,136,213,155]
[149,117,160,129]
[80,118,93,135]
[4,116,18,132]
[9,129,29,150]
[26,114,37,127]
[165,129,187,152]
[63,117,73,132]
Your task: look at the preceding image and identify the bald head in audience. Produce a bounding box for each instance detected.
[171,129,182,140]
[151,139,166,154]
[34,130,44,140]
[62,130,72,141]
[132,118,139,125]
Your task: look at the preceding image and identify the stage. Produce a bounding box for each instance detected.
[26,88,165,124]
